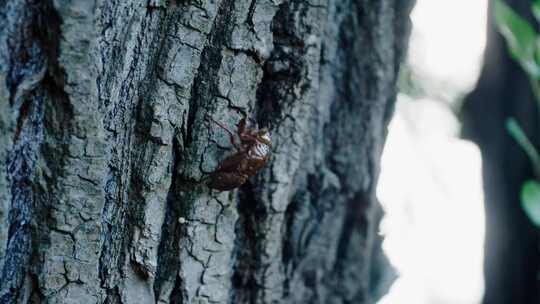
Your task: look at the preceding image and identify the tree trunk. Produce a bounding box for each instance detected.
[461,0,540,303]
[0,0,414,303]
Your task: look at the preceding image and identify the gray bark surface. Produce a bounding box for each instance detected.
[0,0,413,303]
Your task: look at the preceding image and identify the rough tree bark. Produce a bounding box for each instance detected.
[461,0,540,303]
[0,0,414,303]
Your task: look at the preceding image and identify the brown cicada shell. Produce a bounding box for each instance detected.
[206,115,271,191]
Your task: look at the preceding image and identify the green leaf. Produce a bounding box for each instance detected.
[506,118,540,177]
[533,0,540,23]
[535,38,540,68]
[521,180,540,227]
[494,0,540,77]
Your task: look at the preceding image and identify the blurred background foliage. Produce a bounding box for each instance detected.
[380,0,540,303]
[494,0,540,228]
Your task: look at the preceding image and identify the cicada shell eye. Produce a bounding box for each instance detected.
[258,129,271,146]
